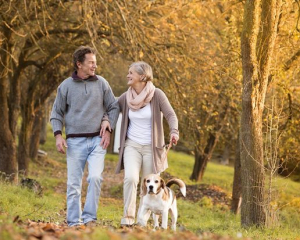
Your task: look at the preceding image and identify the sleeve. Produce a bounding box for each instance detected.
[102,113,109,122]
[102,80,120,130]
[158,90,179,137]
[50,86,66,136]
[117,94,125,112]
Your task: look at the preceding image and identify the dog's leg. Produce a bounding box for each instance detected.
[161,210,169,229]
[153,213,159,229]
[170,199,178,231]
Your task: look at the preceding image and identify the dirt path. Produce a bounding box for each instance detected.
[49,157,230,206]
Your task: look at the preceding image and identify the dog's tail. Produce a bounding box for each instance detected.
[166,178,186,197]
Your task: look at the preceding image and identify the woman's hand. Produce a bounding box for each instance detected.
[100,120,111,137]
[170,133,179,146]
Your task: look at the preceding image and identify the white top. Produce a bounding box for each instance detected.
[127,103,152,145]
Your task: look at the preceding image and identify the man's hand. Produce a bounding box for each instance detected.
[55,134,68,154]
[100,130,111,149]
[100,120,111,137]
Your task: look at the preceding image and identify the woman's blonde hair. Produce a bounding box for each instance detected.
[130,61,153,82]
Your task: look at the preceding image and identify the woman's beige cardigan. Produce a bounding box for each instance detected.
[115,88,179,174]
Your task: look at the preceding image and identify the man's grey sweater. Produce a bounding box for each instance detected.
[50,73,119,138]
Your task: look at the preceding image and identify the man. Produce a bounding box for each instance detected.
[50,46,119,227]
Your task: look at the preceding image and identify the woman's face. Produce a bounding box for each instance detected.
[127,67,142,87]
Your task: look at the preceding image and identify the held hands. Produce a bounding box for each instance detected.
[100,120,111,149]
[170,133,179,146]
[100,120,111,137]
[55,134,68,154]
[100,130,111,149]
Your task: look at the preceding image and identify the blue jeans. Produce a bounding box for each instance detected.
[66,136,106,226]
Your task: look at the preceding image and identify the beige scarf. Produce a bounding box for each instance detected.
[126,81,156,111]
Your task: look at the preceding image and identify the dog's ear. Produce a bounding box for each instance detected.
[161,178,166,188]
[161,179,169,201]
[141,178,147,196]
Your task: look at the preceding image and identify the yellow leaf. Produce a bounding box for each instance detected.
[139,51,144,58]
[102,39,110,47]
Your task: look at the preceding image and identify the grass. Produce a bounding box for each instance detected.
[167,150,300,239]
[0,181,65,223]
[167,150,234,193]
[97,198,123,228]
[1,125,300,239]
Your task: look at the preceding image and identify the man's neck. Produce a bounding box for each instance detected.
[77,71,89,80]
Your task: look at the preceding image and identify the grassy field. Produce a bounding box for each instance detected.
[1,128,300,239]
[166,151,300,239]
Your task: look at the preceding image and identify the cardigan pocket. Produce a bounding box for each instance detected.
[156,146,167,163]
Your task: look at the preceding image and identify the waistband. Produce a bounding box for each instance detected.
[66,131,100,139]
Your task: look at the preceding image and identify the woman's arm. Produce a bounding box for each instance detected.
[158,89,179,145]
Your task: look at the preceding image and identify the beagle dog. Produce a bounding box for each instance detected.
[137,174,186,231]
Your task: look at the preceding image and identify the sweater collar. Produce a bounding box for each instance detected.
[72,71,98,81]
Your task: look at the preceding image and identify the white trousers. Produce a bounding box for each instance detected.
[121,139,155,225]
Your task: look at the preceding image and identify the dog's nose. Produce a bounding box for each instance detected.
[149,185,153,190]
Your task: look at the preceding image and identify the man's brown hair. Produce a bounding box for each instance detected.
[73,46,96,70]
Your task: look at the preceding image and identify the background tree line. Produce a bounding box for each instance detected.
[1,0,300,228]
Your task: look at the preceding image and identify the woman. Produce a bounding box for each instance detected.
[102,61,179,226]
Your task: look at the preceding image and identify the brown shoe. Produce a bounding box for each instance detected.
[85,221,98,227]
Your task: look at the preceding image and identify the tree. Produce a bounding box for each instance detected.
[1,0,212,181]
[0,0,106,181]
[18,60,71,173]
[231,133,242,214]
[52,1,243,183]
[240,0,282,227]
[165,1,243,181]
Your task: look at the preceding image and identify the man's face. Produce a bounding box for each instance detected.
[77,53,97,78]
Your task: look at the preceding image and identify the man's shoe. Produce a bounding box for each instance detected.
[85,221,98,227]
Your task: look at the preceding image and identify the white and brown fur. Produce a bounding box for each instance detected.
[137,174,186,231]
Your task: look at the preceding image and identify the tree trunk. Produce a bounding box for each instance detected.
[30,109,44,159]
[190,105,229,181]
[18,110,35,175]
[8,63,23,138]
[190,133,217,181]
[240,0,282,227]
[0,125,18,183]
[0,31,18,183]
[0,78,18,181]
[231,133,242,214]
[39,102,49,145]
[220,143,230,165]
[240,89,266,227]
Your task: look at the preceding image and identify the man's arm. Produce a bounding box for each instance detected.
[50,86,67,153]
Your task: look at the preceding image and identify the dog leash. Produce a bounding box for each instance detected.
[162,141,173,162]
